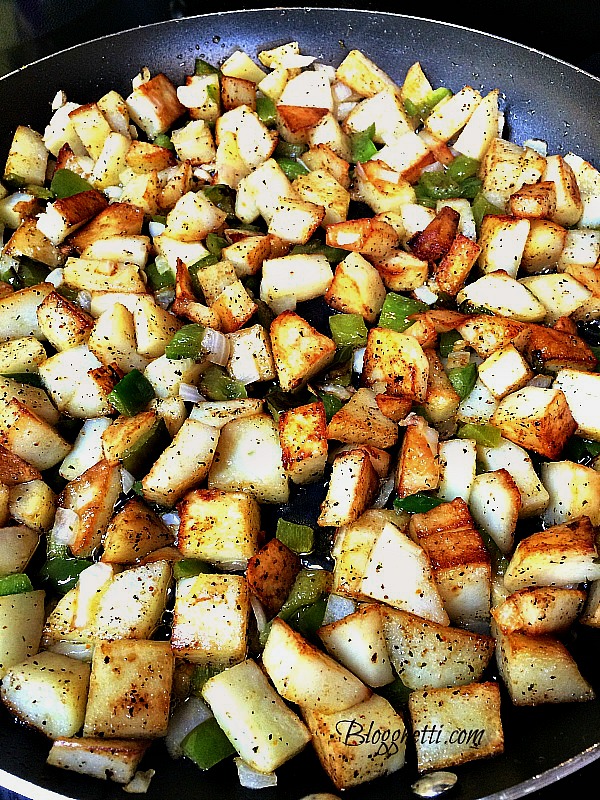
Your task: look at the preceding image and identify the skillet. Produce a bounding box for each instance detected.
[0,8,599,800]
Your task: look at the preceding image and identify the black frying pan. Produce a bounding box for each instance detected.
[0,9,599,800]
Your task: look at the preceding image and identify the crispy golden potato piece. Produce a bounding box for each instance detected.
[408,205,460,263]
[246,537,301,618]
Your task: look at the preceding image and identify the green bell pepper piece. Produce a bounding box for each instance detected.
[276,518,315,554]
[165,324,206,361]
[181,717,236,770]
[0,573,33,596]
[378,292,428,333]
[393,493,445,513]
[108,369,155,416]
[50,168,94,198]
[329,313,368,348]
[447,362,477,401]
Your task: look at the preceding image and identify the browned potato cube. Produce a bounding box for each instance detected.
[270,311,336,392]
[246,537,301,618]
[491,386,576,459]
[101,498,173,564]
[279,401,329,484]
[83,639,173,738]
[509,180,557,219]
[362,327,429,400]
[408,682,504,771]
[326,388,398,450]
[395,415,440,498]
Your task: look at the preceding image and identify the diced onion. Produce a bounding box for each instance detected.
[148,220,166,238]
[353,346,365,374]
[528,374,553,389]
[155,287,176,309]
[413,285,439,305]
[193,167,213,182]
[313,63,336,82]
[178,383,206,403]
[104,185,122,200]
[220,559,249,573]
[372,474,395,509]
[120,467,136,495]
[421,160,445,173]
[332,80,354,104]
[51,506,80,547]
[335,101,357,121]
[77,290,92,313]
[202,327,231,366]
[165,696,213,759]
[45,268,64,288]
[235,758,278,789]
[48,641,94,662]
[132,66,151,89]
[123,769,156,794]
[161,510,181,530]
[321,593,356,626]
[250,594,268,637]
[318,383,354,401]
[51,89,67,110]
[280,53,316,69]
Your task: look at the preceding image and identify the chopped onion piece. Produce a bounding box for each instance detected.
[77,290,92,313]
[321,593,357,626]
[148,220,166,238]
[179,383,206,403]
[353,346,365,374]
[220,559,249,573]
[421,160,445,173]
[132,66,151,89]
[45,268,64,288]
[280,53,316,69]
[202,327,231,366]
[527,374,553,389]
[250,593,268,637]
[313,63,336,82]
[123,770,155,794]
[332,80,354,103]
[398,412,423,427]
[372,474,395,509]
[235,758,278,789]
[120,468,135,495]
[523,137,548,156]
[104,185,122,200]
[51,506,80,546]
[445,349,471,370]
[413,285,438,305]
[161,510,181,530]
[48,641,94,662]
[165,696,213,759]
[51,89,67,110]
[335,101,357,121]
[193,167,213,182]
[155,287,176,309]
[318,383,354,401]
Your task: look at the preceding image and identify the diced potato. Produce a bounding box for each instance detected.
[141,418,218,507]
[1,651,90,738]
[304,693,406,790]
[331,510,389,599]
[477,437,549,518]
[408,682,504,771]
[0,336,46,375]
[207,413,289,504]
[382,608,494,689]
[409,498,491,625]
[543,153,583,227]
[521,218,567,273]
[246,538,301,618]
[395,415,440,498]
[58,459,122,557]
[477,215,530,278]
[0,524,39,575]
[202,658,311,773]
[491,587,586,635]
[279,401,329,484]
[520,273,591,323]
[496,630,594,705]
[171,573,249,666]
[0,282,54,342]
[317,447,379,528]
[456,270,547,322]
[540,459,600,527]
[326,388,398,450]
[362,327,429,400]
[188,398,264,428]
[37,190,108,245]
[0,590,45,678]
[8,479,56,532]
[477,344,533,399]
[83,639,173,738]
[269,311,336,392]
[260,253,333,314]
[262,617,371,713]
[324,252,386,323]
[177,488,261,567]
[490,386,576,459]
[553,368,600,440]
[436,437,477,503]
[456,313,531,358]
[126,73,185,139]
[47,737,150,785]
[101,498,173,565]
[360,520,449,624]
[504,517,600,592]
[4,125,48,186]
[374,249,429,292]
[335,50,400,98]
[469,469,521,554]
[0,397,71,471]
[318,603,394,687]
